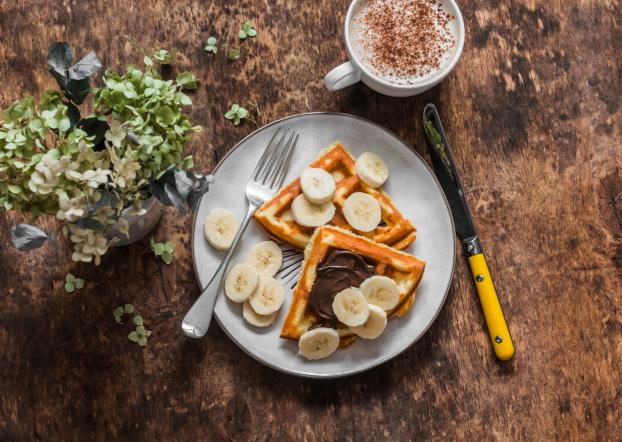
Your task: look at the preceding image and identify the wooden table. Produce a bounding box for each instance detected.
[1,0,620,440]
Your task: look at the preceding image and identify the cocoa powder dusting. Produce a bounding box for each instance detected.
[352,0,456,83]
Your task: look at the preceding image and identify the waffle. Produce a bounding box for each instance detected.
[253,142,417,250]
[280,225,426,347]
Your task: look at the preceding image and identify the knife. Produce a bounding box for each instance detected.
[422,103,515,361]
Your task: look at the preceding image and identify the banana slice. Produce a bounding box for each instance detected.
[298,327,340,360]
[242,300,278,327]
[203,208,239,251]
[350,304,387,339]
[247,241,283,277]
[355,152,389,188]
[300,168,336,204]
[249,276,285,315]
[342,192,381,232]
[291,194,336,227]
[359,275,401,310]
[332,287,370,327]
[224,263,259,303]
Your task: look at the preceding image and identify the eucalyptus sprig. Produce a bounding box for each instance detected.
[227,49,240,61]
[113,304,152,346]
[224,104,249,126]
[128,314,152,347]
[152,49,176,65]
[113,303,134,323]
[204,21,258,61]
[224,101,261,127]
[150,237,174,264]
[64,273,85,293]
[239,22,257,40]
[204,37,218,54]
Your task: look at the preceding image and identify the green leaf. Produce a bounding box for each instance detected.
[239,30,247,40]
[237,107,249,118]
[113,307,124,323]
[161,251,173,265]
[224,110,236,120]
[136,325,146,335]
[7,184,22,194]
[64,281,75,293]
[164,241,174,253]
[153,243,165,255]
[176,72,198,90]
[133,315,144,326]
[124,304,134,314]
[65,273,76,283]
[233,115,241,126]
[227,49,240,60]
[74,278,85,289]
[137,335,148,346]
[144,56,154,67]
[242,22,257,38]
[128,331,139,342]
[153,49,174,65]
[207,37,217,46]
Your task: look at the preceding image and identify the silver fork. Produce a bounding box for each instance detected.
[182,126,298,338]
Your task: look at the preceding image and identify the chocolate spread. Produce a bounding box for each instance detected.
[309,250,375,320]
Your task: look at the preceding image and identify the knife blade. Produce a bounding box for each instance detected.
[423,103,515,361]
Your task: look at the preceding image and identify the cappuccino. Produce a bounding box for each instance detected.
[350,0,457,85]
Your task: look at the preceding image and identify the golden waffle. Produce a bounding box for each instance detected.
[280,225,426,347]
[253,142,417,250]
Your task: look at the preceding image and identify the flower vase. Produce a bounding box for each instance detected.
[109,197,164,246]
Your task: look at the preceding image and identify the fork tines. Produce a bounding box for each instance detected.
[252,126,298,190]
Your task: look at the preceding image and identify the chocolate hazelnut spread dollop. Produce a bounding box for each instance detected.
[309,250,375,320]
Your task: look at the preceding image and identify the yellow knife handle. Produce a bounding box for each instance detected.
[467,253,515,361]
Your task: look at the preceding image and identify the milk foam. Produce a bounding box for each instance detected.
[350,0,459,86]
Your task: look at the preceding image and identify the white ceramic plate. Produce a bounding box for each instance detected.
[191,113,455,378]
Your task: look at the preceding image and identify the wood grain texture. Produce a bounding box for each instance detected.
[0,0,621,440]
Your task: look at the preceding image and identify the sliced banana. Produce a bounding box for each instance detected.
[242,300,278,327]
[359,275,401,311]
[298,327,340,360]
[249,276,285,315]
[203,208,239,251]
[300,168,336,204]
[247,241,283,277]
[342,192,381,232]
[332,287,370,327]
[290,194,336,227]
[355,152,389,188]
[224,263,259,303]
[350,304,387,339]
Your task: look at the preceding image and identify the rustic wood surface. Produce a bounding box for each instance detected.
[1,0,621,440]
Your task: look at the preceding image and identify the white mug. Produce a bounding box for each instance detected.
[324,0,465,97]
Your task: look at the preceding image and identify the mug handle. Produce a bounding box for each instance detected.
[324,61,361,91]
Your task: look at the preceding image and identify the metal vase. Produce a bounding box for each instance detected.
[109,196,164,247]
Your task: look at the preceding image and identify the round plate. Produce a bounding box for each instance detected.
[192,112,455,378]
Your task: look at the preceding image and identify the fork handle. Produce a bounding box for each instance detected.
[182,203,258,338]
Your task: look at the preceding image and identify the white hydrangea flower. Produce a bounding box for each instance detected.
[104,119,126,148]
[116,218,130,237]
[92,205,116,224]
[56,193,88,222]
[64,167,111,188]
[27,153,70,195]
[112,157,140,188]
[82,169,110,188]
[68,224,110,265]
[127,199,148,216]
